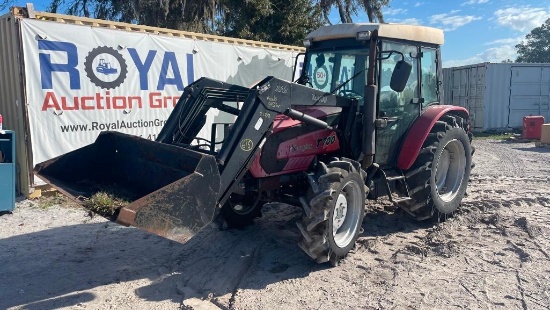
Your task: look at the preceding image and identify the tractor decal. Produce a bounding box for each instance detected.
[84,46,128,89]
[96,59,118,75]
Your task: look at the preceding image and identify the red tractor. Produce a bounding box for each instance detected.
[36,23,472,265]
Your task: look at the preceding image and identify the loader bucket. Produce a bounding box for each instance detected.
[34,131,221,243]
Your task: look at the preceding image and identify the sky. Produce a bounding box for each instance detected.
[2,0,550,68]
[343,0,550,67]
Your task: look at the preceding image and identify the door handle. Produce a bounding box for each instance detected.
[375,117,399,128]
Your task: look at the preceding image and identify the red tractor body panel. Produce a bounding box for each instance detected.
[397,105,469,170]
[249,106,341,178]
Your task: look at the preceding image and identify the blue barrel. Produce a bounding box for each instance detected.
[0,130,15,212]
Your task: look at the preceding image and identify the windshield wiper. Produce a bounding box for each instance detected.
[330,69,365,95]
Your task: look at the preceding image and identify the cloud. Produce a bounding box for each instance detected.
[387,17,421,25]
[430,12,482,31]
[384,8,408,16]
[483,36,523,46]
[443,45,517,67]
[414,2,424,7]
[461,0,489,5]
[398,18,422,25]
[494,6,550,32]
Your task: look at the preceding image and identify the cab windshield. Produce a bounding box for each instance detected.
[303,48,369,99]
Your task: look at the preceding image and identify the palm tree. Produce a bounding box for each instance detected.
[362,0,387,23]
[316,0,389,24]
[318,0,356,23]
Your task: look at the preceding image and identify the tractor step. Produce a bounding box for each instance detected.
[392,197,412,203]
[385,175,406,181]
[380,169,412,205]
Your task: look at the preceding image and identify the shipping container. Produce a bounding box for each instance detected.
[0,4,304,195]
[443,62,550,131]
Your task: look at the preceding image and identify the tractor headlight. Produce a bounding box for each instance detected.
[356,31,371,41]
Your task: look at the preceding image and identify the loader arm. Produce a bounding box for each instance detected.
[217,77,353,205]
[156,76,354,208]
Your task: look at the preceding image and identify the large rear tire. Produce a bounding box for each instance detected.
[398,114,472,221]
[297,160,366,266]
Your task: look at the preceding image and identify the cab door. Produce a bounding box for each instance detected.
[375,41,421,166]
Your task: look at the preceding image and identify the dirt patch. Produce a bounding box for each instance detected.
[1,139,549,309]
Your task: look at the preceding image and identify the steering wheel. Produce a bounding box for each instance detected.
[296,75,314,88]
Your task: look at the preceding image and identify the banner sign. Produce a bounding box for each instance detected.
[21,19,297,165]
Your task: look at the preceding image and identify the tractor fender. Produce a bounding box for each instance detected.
[397,105,469,170]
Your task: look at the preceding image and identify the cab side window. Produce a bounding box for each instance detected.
[421,48,438,107]
[379,42,419,116]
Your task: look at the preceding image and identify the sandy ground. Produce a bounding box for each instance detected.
[1,139,550,310]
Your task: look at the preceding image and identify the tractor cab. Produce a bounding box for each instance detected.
[298,23,443,166]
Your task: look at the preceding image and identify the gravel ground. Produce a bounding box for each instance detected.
[1,139,549,309]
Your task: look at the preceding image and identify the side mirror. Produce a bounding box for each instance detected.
[292,53,305,82]
[390,60,412,92]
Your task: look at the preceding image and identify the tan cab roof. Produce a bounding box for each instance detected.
[306,23,444,45]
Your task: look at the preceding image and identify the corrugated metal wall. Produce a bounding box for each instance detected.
[441,67,452,107]
[482,64,513,130]
[447,64,487,129]
[443,63,550,131]
[0,10,31,195]
[508,65,550,126]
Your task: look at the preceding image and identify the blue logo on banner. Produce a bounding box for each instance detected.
[96,59,118,75]
[38,39,195,90]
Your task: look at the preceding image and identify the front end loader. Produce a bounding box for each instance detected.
[35,23,473,265]
[35,77,354,243]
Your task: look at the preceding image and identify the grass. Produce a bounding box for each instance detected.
[28,183,132,220]
[36,192,74,209]
[472,132,514,140]
[82,191,129,218]
[472,129,521,140]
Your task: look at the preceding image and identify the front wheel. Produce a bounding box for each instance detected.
[399,115,472,221]
[297,160,366,266]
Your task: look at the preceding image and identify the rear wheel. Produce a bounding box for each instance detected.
[297,160,366,266]
[398,115,472,221]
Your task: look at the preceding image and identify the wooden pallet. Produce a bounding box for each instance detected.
[535,142,550,148]
[28,184,58,199]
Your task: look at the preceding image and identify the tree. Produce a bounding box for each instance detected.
[45,0,391,45]
[362,0,388,23]
[48,0,218,33]
[1,0,14,11]
[219,0,323,45]
[318,0,356,23]
[47,0,324,45]
[317,0,390,24]
[516,18,550,63]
